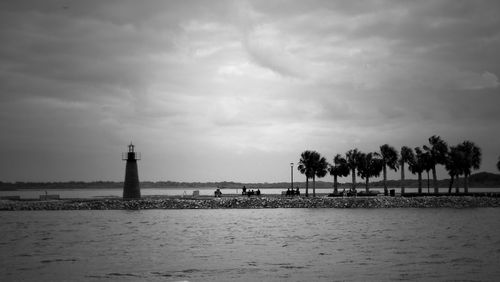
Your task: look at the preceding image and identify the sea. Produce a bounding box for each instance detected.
[1,208,500,281]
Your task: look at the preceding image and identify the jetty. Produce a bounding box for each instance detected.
[1,195,500,210]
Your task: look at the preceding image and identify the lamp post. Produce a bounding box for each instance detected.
[290,162,294,189]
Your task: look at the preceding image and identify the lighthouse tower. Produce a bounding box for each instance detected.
[122,142,141,199]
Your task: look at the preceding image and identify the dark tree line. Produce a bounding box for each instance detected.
[298,135,484,196]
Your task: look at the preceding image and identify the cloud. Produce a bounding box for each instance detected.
[455,71,500,90]
[1,0,500,182]
[243,24,308,78]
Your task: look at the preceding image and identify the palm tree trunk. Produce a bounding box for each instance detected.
[313,175,316,197]
[418,172,422,194]
[455,174,459,194]
[383,165,388,196]
[427,171,430,194]
[351,168,356,190]
[305,177,309,197]
[432,165,438,194]
[464,173,469,194]
[448,175,454,194]
[365,177,369,193]
[333,175,338,194]
[401,162,405,195]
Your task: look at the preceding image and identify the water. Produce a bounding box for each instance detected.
[1,209,500,281]
[0,187,339,199]
[1,187,499,199]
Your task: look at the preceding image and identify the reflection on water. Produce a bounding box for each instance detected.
[1,209,500,281]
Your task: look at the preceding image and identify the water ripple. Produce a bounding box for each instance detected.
[1,209,499,281]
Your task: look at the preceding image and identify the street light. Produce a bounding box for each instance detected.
[290,162,294,190]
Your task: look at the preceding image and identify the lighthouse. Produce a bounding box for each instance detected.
[122,142,141,199]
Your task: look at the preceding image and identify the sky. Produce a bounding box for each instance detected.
[1,0,499,183]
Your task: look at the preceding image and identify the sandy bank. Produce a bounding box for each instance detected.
[1,196,500,210]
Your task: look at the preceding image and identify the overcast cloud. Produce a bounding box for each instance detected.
[1,0,499,182]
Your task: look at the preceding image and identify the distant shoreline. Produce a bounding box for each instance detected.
[1,196,500,210]
[2,171,500,190]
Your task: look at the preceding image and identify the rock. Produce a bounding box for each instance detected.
[1,196,500,210]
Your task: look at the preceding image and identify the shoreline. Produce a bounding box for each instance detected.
[1,195,500,210]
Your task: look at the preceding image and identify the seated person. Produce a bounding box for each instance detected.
[348,188,357,197]
[214,188,222,197]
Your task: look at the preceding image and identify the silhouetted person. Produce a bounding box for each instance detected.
[214,188,222,197]
[242,186,247,195]
[348,187,357,197]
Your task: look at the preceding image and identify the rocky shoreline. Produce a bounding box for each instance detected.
[1,196,500,210]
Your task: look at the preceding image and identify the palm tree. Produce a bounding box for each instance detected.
[423,135,448,194]
[356,152,383,193]
[497,156,500,172]
[329,154,350,194]
[445,145,464,194]
[409,147,425,194]
[422,150,434,194]
[298,151,315,197]
[456,141,481,194]
[346,149,361,191]
[399,146,414,195]
[380,144,399,196]
[312,154,329,197]
[297,150,328,197]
